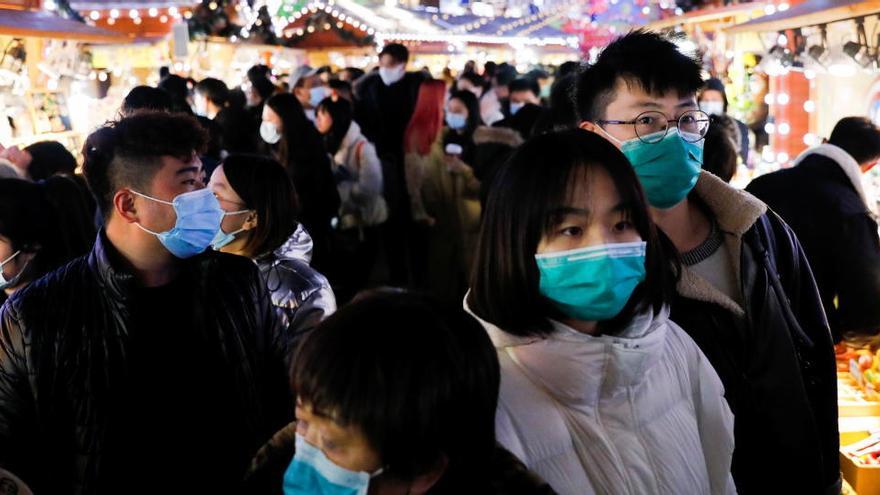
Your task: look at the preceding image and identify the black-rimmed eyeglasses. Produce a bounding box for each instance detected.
[596,110,711,144]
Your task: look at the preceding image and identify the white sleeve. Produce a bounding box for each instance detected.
[495,401,530,466]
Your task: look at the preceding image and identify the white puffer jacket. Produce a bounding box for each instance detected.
[467,304,737,495]
[332,121,388,229]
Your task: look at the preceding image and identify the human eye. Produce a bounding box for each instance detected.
[612,220,635,233]
[559,225,584,237]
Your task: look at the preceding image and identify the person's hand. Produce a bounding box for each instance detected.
[444,155,472,176]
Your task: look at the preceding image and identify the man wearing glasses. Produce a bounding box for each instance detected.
[577,31,840,495]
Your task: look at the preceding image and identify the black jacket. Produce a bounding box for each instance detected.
[747,148,880,340]
[671,175,839,494]
[0,232,293,494]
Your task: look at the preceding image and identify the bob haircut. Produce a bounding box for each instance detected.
[220,154,300,259]
[467,129,677,337]
[291,290,500,487]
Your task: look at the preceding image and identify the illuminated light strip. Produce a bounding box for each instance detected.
[376,32,578,47]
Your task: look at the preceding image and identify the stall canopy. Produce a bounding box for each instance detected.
[0,8,128,42]
[646,2,767,30]
[69,0,193,9]
[727,0,880,33]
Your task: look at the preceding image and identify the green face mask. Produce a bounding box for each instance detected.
[536,241,647,322]
[614,128,703,210]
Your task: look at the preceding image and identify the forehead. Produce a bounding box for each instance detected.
[604,77,696,116]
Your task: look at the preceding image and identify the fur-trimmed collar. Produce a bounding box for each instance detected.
[473,126,524,148]
[793,143,877,215]
[676,172,768,316]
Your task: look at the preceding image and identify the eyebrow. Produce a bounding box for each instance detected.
[175,166,200,176]
[549,206,591,218]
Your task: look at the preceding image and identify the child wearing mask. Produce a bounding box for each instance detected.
[466,130,735,495]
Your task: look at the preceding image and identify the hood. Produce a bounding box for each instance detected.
[334,121,365,165]
[273,224,314,264]
[465,294,670,403]
[793,143,878,216]
[473,126,524,148]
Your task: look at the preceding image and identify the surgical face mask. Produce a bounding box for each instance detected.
[603,127,704,210]
[536,241,647,322]
[699,101,725,116]
[261,121,282,144]
[131,188,224,259]
[379,65,405,86]
[310,86,330,108]
[283,433,384,495]
[210,209,252,251]
[0,250,30,290]
[193,96,209,117]
[540,83,551,99]
[445,112,467,130]
[510,102,525,116]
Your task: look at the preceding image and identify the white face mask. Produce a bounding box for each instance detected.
[261,121,282,144]
[0,250,29,290]
[699,101,725,116]
[379,65,405,86]
[193,96,209,117]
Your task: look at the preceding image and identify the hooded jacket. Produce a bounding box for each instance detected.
[468,304,736,495]
[331,121,388,229]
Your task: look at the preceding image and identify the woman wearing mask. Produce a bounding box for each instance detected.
[209,154,336,357]
[404,80,482,302]
[262,93,340,272]
[443,90,484,166]
[315,97,387,303]
[466,130,735,495]
[0,176,95,305]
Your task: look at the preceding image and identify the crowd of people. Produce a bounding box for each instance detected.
[1,29,880,494]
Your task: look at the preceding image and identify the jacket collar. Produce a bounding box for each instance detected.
[677,172,768,316]
[793,143,877,215]
[88,230,136,301]
[465,296,669,405]
[271,224,314,264]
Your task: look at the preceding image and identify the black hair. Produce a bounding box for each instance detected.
[315,97,353,155]
[829,117,880,165]
[157,74,192,113]
[83,112,208,219]
[265,93,328,174]
[341,67,365,82]
[251,76,277,102]
[575,30,704,122]
[702,114,739,183]
[291,291,499,486]
[328,79,353,100]
[379,43,409,64]
[159,66,170,79]
[196,77,230,107]
[221,154,299,259]
[483,61,497,79]
[700,77,729,112]
[121,86,173,115]
[494,63,518,87]
[557,61,580,79]
[227,87,247,110]
[468,129,677,337]
[458,71,486,93]
[0,177,94,288]
[447,90,484,134]
[24,141,77,180]
[247,64,272,83]
[509,77,540,98]
[533,74,579,134]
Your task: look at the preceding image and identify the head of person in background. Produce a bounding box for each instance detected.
[526,68,551,100]
[286,291,503,494]
[292,65,330,113]
[208,154,299,259]
[456,71,486,99]
[227,87,248,110]
[157,74,193,114]
[445,90,483,136]
[556,61,580,79]
[263,93,330,184]
[378,43,410,87]
[404,79,447,157]
[0,176,95,297]
[120,86,174,117]
[702,114,740,183]
[23,141,77,181]
[194,78,230,119]
[159,66,171,80]
[339,67,365,84]
[698,78,728,117]
[463,60,477,75]
[328,79,353,103]
[827,117,880,173]
[508,78,541,116]
[492,63,518,102]
[483,61,497,84]
[316,66,333,84]
[468,129,675,337]
[82,112,215,262]
[315,97,354,154]
[576,30,708,211]
[532,74,580,135]
[246,68,277,109]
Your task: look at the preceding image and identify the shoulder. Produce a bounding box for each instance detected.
[259,257,331,305]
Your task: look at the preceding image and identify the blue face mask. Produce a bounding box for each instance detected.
[510,102,525,116]
[132,188,224,259]
[210,209,252,251]
[536,241,647,322]
[283,434,384,495]
[310,86,330,108]
[446,112,467,130]
[610,127,703,210]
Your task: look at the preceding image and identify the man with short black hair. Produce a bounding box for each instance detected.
[576,30,839,494]
[121,85,174,116]
[507,77,541,115]
[354,43,426,286]
[0,112,292,493]
[194,77,229,119]
[748,117,880,341]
